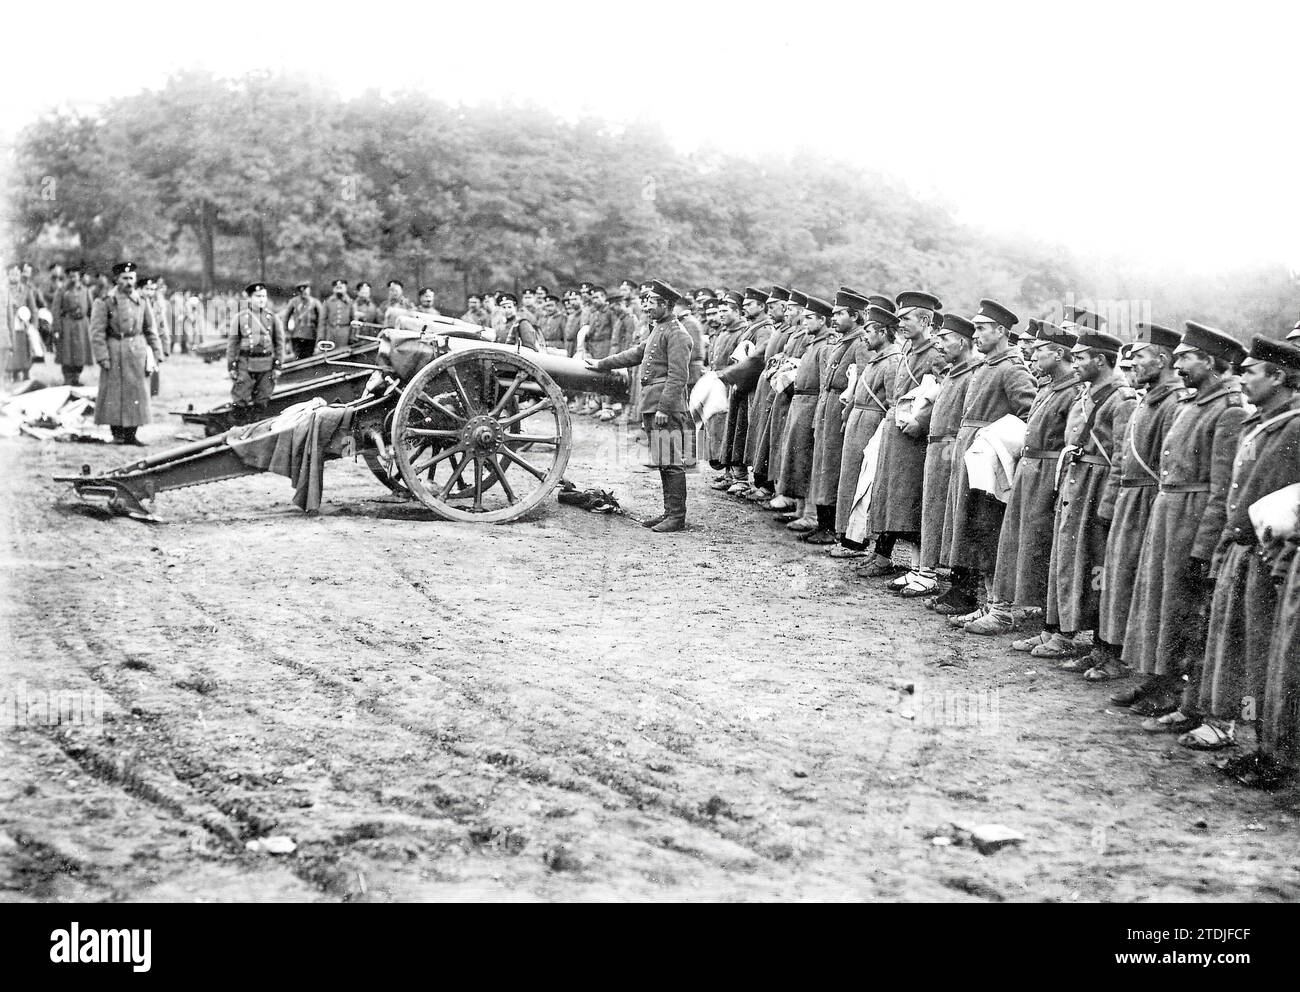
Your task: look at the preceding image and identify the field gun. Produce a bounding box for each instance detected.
[56,316,629,523]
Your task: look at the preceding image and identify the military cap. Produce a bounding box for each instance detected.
[895,290,942,313]
[579,282,593,291]
[867,294,896,313]
[865,304,900,329]
[606,287,626,302]
[643,279,684,304]
[1241,334,1300,372]
[743,286,769,304]
[110,261,137,276]
[331,278,348,288]
[545,293,562,303]
[589,285,607,296]
[839,286,868,299]
[1032,321,1077,350]
[973,298,1019,328]
[699,295,721,310]
[498,291,520,305]
[244,282,267,295]
[1174,321,1247,364]
[834,289,869,311]
[939,313,976,339]
[1118,343,1135,367]
[805,296,834,319]
[1072,331,1124,356]
[1130,321,1181,353]
[788,289,809,308]
[295,280,311,290]
[535,284,551,295]
[1025,317,1041,339]
[1061,304,1082,325]
[721,290,745,308]
[1072,308,1107,331]
[138,275,157,287]
[768,285,791,302]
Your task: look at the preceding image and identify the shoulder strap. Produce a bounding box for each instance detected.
[1127,427,1159,482]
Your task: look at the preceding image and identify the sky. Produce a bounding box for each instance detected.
[2,0,1298,274]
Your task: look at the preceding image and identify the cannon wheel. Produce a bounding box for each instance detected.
[391,348,571,522]
[363,412,522,501]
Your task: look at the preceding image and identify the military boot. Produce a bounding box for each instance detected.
[641,470,671,529]
[651,468,687,533]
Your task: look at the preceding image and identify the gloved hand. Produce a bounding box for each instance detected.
[653,411,668,428]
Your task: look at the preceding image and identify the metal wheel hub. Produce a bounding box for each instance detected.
[463,415,503,452]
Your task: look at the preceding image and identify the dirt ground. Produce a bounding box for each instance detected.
[2,354,1299,903]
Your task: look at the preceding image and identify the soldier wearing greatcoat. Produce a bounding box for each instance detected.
[834,303,902,551]
[777,296,837,526]
[859,291,942,578]
[743,286,794,504]
[764,290,809,512]
[89,261,164,446]
[1184,335,1300,753]
[716,288,773,495]
[1116,322,1247,724]
[941,300,1036,621]
[1033,318,1136,661]
[896,313,976,600]
[802,290,871,545]
[53,264,94,386]
[970,321,1079,639]
[1083,322,1187,681]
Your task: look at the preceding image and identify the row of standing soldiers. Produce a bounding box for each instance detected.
[696,284,1300,786]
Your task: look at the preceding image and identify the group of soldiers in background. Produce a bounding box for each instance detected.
[2,259,211,386]
[685,283,1300,787]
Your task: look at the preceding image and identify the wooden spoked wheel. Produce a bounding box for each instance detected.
[391,348,571,521]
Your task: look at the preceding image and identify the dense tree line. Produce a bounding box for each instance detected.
[6,71,1296,336]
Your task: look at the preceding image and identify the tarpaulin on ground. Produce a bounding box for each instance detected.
[226,398,355,513]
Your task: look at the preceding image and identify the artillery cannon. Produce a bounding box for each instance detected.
[56,316,629,523]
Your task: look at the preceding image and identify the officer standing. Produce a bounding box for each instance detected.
[321,279,356,349]
[227,282,285,424]
[89,261,164,445]
[586,279,694,533]
[284,282,323,360]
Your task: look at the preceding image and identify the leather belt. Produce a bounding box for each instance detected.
[105,330,140,339]
[1160,482,1211,493]
[241,349,271,357]
[929,432,958,441]
[793,387,819,395]
[1120,479,1158,488]
[1022,448,1063,459]
[642,375,667,386]
[853,401,887,411]
[1071,454,1110,467]
[961,418,993,428]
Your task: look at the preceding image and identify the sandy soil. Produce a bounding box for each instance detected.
[2,354,1298,902]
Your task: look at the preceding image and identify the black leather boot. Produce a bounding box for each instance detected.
[652,467,687,532]
[642,469,670,529]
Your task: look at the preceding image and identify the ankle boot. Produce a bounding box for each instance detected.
[652,468,687,532]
